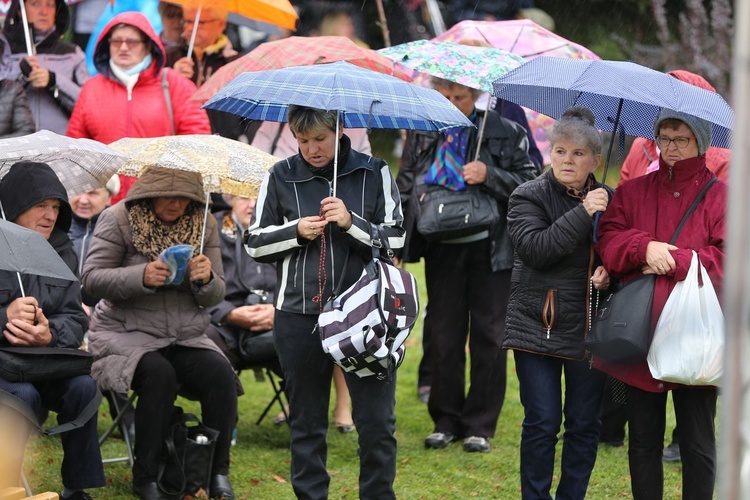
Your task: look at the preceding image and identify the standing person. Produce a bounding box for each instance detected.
[66,11,210,205]
[596,110,725,500]
[3,0,88,134]
[157,1,183,51]
[246,105,404,499]
[70,0,108,50]
[0,31,34,137]
[397,78,537,453]
[0,161,105,500]
[504,107,609,499]
[82,166,238,500]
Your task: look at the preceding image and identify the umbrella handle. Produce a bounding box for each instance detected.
[187,6,202,60]
[592,211,602,244]
[473,109,488,163]
[193,191,210,287]
[333,111,340,198]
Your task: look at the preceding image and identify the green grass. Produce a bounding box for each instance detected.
[21,259,687,499]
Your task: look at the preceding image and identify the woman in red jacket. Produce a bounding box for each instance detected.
[596,109,725,500]
[66,11,210,204]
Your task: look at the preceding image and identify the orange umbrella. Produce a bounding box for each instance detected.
[191,36,413,103]
[169,0,298,31]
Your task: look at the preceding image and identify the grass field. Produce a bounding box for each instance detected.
[21,257,688,499]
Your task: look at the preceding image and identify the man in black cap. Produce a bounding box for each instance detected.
[0,161,105,500]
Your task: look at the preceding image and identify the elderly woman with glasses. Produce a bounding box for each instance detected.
[67,11,210,204]
[595,109,726,500]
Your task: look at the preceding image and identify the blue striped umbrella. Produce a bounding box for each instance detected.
[202,61,473,132]
[492,57,733,180]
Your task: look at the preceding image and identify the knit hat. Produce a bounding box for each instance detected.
[653,108,712,156]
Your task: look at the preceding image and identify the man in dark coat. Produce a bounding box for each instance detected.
[0,161,105,500]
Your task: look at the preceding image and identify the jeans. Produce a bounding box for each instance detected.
[274,310,397,500]
[626,385,717,500]
[0,375,106,490]
[514,351,605,500]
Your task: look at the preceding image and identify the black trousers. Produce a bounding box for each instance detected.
[424,239,509,438]
[626,385,717,500]
[130,346,238,486]
[274,310,397,500]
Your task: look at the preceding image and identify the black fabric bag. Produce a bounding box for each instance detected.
[157,407,219,498]
[416,185,499,241]
[585,178,718,362]
[585,274,656,361]
[0,346,93,382]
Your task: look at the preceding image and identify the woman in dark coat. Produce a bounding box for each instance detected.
[504,107,610,499]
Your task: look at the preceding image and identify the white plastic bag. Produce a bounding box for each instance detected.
[647,251,724,385]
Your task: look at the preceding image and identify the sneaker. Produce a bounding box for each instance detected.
[663,441,681,463]
[417,386,431,404]
[424,431,455,449]
[463,436,490,453]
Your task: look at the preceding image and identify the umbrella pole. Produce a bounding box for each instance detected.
[601,98,624,184]
[473,109,489,163]
[18,0,34,56]
[333,111,340,198]
[199,190,210,255]
[187,6,202,60]
[375,0,391,48]
[1,201,26,297]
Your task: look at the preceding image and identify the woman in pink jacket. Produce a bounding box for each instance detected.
[66,11,210,204]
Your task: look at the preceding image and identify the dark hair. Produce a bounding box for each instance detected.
[429,76,483,100]
[547,106,602,156]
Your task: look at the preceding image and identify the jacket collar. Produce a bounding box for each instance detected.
[656,154,707,186]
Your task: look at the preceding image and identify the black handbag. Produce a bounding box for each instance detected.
[585,178,718,362]
[416,185,499,241]
[0,346,93,382]
[157,407,219,498]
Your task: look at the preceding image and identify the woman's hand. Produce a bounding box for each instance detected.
[321,197,352,230]
[591,265,610,290]
[582,188,609,217]
[645,241,678,275]
[463,161,487,185]
[188,254,213,284]
[227,304,275,331]
[143,261,171,287]
[298,215,325,240]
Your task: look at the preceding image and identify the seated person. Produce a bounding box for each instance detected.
[0,161,105,500]
[205,194,278,373]
[81,166,239,500]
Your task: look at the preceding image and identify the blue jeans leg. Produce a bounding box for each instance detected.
[514,351,604,500]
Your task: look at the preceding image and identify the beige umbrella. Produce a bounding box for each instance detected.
[110,134,280,252]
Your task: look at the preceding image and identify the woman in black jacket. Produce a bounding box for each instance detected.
[0,32,33,137]
[504,107,610,499]
[245,105,404,500]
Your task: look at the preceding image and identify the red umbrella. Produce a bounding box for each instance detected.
[191,36,412,103]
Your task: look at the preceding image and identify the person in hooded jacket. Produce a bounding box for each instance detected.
[2,0,88,134]
[66,11,211,205]
[82,166,238,500]
[0,161,105,500]
[0,31,34,137]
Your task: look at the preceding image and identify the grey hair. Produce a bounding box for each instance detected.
[547,106,602,156]
[429,76,483,100]
[287,105,338,136]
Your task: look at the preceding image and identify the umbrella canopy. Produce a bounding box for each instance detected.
[378,40,524,93]
[192,36,413,103]
[0,130,127,199]
[202,60,474,132]
[167,0,298,31]
[0,218,78,283]
[434,19,600,60]
[491,57,734,150]
[110,134,280,198]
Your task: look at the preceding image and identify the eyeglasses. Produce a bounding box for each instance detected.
[655,136,696,150]
[109,38,146,49]
[183,18,219,26]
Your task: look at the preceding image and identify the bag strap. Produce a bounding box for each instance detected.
[0,388,102,436]
[669,178,718,245]
[161,69,176,136]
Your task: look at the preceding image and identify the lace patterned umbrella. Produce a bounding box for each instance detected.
[0,130,127,200]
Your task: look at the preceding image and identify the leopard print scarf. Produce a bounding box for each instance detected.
[128,200,204,261]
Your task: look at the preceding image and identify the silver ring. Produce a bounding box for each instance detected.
[309,223,314,230]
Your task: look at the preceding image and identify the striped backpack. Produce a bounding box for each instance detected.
[317,239,419,379]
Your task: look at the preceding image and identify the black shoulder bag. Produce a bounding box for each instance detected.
[0,346,93,382]
[585,178,717,362]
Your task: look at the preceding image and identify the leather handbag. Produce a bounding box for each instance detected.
[0,346,93,382]
[585,178,718,362]
[416,185,499,241]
